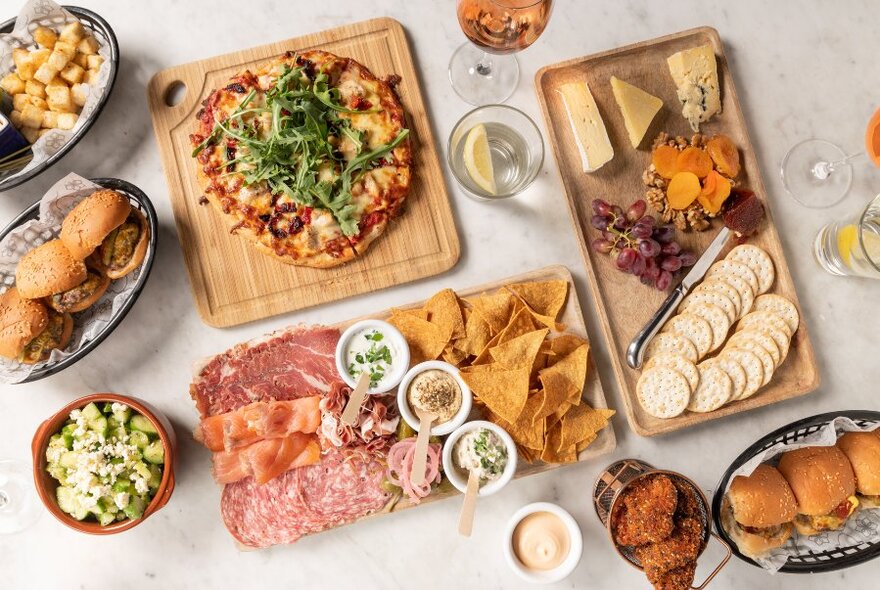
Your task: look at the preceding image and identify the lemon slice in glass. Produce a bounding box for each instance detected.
[463,124,497,195]
[837,224,858,267]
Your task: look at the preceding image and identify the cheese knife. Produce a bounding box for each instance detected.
[626,226,731,369]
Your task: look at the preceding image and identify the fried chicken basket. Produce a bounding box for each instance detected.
[593,459,731,589]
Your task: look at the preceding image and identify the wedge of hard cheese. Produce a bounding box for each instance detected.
[610,76,663,148]
[667,44,721,132]
[557,81,613,172]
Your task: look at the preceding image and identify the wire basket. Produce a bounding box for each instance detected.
[0,6,119,191]
[0,177,157,383]
[593,459,731,589]
[712,410,880,573]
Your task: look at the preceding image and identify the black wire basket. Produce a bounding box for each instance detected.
[0,177,157,383]
[712,410,880,574]
[0,6,119,192]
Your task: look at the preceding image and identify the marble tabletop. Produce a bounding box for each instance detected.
[2,1,879,588]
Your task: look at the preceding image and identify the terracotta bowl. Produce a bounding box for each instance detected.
[31,393,176,534]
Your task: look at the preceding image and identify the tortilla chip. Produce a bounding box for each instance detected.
[506,280,568,320]
[442,345,469,367]
[535,371,577,423]
[393,307,430,320]
[555,444,579,464]
[504,393,545,450]
[540,343,589,392]
[548,334,588,360]
[518,445,538,464]
[558,404,615,451]
[471,332,502,365]
[541,422,564,463]
[576,432,598,453]
[388,312,448,364]
[456,310,493,356]
[460,365,530,423]
[425,289,466,340]
[473,291,514,334]
[496,308,539,344]
[489,329,548,369]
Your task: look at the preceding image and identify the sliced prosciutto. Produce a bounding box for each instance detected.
[194,397,321,452]
[190,325,340,417]
[212,432,321,485]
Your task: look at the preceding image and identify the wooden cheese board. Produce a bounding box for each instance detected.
[535,27,819,437]
[147,18,459,327]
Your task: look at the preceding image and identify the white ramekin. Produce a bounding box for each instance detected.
[442,420,517,497]
[397,360,473,436]
[503,502,583,584]
[335,319,410,395]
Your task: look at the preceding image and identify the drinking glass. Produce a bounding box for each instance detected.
[814,192,880,278]
[780,107,880,208]
[450,0,554,105]
[0,459,42,534]
[448,104,544,201]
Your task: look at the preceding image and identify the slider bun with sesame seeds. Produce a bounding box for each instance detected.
[0,287,48,360]
[15,239,87,299]
[60,189,131,260]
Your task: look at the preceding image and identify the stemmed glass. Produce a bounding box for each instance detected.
[449,0,554,105]
[0,459,41,534]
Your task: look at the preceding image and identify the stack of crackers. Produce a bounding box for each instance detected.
[637,244,800,418]
[389,279,614,464]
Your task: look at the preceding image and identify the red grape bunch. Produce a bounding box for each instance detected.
[590,199,696,290]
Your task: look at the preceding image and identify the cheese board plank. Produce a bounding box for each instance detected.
[534,27,819,436]
[147,18,459,327]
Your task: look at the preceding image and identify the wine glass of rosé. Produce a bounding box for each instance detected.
[450,0,554,105]
[780,106,880,208]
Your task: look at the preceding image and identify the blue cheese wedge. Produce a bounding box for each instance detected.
[557,81,613,172]
[667,44,721,132]
[609,76,663,148]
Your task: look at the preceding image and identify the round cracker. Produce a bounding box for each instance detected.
[706,260,760,296]
[728,329,781,366]
[680,289,738,324]
[722,348,764,400]
[724,335,776,386]
[637,367,691,418]
[645,332,698,363]
[736,310,793,340]
[696,278,742,319]
[644,353,700,391]
[753,324,791,362]
[661,313,713,358]
[687,363,732,413]
[726,245,775,294]
[752,294,799,333]
[685,302,731,352]
[709,355,747,403]
[714,273,755,318]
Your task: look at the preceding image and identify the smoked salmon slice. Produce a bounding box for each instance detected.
[194,396,321,452]
[212,432,321,485]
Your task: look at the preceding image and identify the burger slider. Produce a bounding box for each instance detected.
[0,287,72,364]
[720,464,797,559]
[837,431,880,509]
[15,239,108,314]
[778,445,859,536]
[60,189,148,279]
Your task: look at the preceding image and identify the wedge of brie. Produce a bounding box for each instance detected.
[557,81,614,173]
[610,76,663,148]
[667,44,721,132]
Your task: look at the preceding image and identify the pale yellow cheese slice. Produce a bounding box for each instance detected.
[557,82,613,172]
[610,76,663,148]
[667,44,721,132]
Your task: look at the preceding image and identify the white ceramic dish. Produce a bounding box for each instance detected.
[335,319,410,395]
[397,360,473,436]
[442,420,517,497]
[504,502,584,584]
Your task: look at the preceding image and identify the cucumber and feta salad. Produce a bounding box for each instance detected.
[45,402,165,525]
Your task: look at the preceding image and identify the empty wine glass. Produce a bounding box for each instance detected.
[0,459,41,534]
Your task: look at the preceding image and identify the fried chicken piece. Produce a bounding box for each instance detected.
[637,517,704,579]
[648,562,697,590]
[613,474,678,546]
[672,479,701,520]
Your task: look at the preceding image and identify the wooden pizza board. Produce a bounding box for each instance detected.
[535,27,819,437]
[147,18,459,327]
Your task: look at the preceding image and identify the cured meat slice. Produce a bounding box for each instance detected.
[212,432,321,485]
[195,397,321,452]
[190,325,340,417]
[220,449,390,547]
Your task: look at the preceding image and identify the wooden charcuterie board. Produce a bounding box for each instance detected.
[535,27,819,436]
[147,18,459,327]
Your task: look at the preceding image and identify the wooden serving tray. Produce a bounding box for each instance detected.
[535,27,819,437]
[147,18,459,327]
[269,265,615,545]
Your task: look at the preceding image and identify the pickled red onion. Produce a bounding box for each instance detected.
[385,438,441,504]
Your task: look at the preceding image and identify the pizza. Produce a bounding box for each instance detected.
[189,50,412,267]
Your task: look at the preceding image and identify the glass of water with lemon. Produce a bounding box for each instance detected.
[448,105,544,200]
[814,193,880,278]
